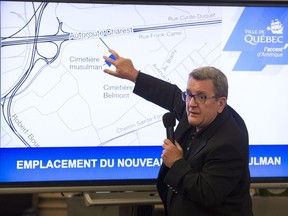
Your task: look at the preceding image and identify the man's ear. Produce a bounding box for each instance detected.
[217,97,227,113]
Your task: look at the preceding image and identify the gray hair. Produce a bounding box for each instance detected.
[189,66,228,99]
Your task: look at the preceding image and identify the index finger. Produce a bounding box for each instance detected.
[103,55,115,65]
[108,49,120,59]
[163,139,174,147]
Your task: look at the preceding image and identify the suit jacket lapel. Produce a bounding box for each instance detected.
[174,114,191,146]
[174,114,207,159]
[186,106,230,161]
[188,139,208,160]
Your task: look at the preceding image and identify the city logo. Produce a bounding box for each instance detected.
[223,7,288,71]
[244,18,285,47]
[267,19,283,34]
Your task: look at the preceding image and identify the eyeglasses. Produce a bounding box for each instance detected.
[181,91,216,104]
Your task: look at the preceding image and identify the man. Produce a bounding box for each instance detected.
[103,49,253,216]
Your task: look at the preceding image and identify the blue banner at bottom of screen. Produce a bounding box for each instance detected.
[0,145,288,182]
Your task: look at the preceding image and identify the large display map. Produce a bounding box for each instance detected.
[1,2,222,147]
[1,2,288,148]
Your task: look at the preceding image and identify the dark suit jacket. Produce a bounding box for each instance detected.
[133,72,253,216]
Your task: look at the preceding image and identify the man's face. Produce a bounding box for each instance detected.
[185,77,226,131]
